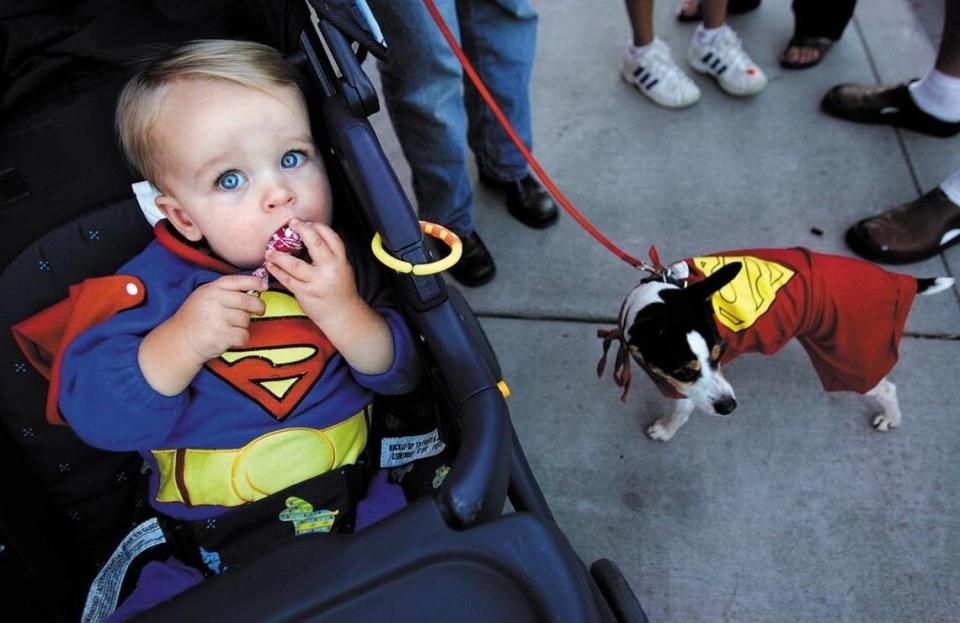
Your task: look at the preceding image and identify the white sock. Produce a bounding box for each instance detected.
[938,169,960,206]
[627,39,656,59]
[695,23,727,46]
[908,68,960,123]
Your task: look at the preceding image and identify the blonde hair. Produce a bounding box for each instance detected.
[116,39,302,181]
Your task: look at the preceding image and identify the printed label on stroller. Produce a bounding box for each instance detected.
[82,518,166,623]
[380,429,446,468]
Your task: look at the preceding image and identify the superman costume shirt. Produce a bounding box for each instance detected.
[682,248,917,395]
[59,221,421,521]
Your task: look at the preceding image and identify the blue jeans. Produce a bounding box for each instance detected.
[368,0,538,236]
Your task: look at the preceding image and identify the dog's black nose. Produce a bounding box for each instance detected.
[713,397,737,415]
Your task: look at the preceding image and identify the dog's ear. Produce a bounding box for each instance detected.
[682,262,742,301]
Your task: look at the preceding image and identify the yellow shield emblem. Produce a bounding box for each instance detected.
[691,255,795,333]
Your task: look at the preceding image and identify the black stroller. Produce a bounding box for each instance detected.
[0,2,647,621]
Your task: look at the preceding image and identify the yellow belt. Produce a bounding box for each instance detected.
[152,408,368,507]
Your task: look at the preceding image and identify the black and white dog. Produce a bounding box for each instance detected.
[598,248,955,442]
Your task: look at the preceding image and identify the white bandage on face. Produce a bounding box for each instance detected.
[132,181,164,226]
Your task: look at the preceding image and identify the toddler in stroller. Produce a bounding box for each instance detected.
[1,2,648,621]
[52,38,421,620]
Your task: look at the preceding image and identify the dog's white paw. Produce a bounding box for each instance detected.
[646,420,675,442]
[871,413,900,432]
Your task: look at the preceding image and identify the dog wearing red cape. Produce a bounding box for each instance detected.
[598,247,954,442]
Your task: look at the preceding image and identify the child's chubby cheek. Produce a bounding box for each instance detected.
[297,165,334,224]
[193,230,263,271]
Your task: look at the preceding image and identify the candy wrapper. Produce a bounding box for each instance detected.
[252,224,304,280]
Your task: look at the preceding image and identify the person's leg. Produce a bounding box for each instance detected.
[841,2,960,262]
[909,0,960,122]
[687,0,767,96]
[458,0,536,183]
[822,0,960,136]
[792,0,855,41]
[699,0,727,29]
[937,0,960,75]
[781,0,855,67]
[625,0,655,47]
[622,0,702,108]
[367,0,496,286]
[366,0,475,238]
[677,0,759,22]
[458,0,558,229]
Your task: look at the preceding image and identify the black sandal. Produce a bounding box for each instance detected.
[779,36,833,69]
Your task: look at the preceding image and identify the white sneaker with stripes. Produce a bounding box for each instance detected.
[686,25,767,96]
[622,39,701,109]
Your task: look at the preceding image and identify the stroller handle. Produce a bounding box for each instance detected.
[298,22,513,527]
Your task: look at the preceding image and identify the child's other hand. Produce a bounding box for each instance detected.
[171,274,267,363]
[266,220,395,375]
[265,219,362,331]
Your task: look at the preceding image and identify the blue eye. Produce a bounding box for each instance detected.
[281,151,306,169]
[217,170,247,191]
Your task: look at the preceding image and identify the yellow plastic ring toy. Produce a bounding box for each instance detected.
[371,221,462,276]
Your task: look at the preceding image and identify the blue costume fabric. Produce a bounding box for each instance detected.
[59,221,421,521]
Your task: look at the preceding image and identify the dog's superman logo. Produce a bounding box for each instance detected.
[205,291,335,420]
[693,255,796,333]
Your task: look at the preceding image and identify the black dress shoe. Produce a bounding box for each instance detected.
[479,173,560,229]
[821,81,960,137]
[434,230,496,287]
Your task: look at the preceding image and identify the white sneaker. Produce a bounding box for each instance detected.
[622,39,701,109]
[686,25,767,96]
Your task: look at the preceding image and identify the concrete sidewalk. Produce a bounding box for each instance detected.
[367,1,960,620]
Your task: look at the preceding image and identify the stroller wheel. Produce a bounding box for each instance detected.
[590,558,649,623]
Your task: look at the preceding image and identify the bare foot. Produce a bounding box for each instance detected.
[677,0,700,20]
[783,45,821,66]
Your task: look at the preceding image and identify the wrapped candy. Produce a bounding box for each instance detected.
[252,224,303,280]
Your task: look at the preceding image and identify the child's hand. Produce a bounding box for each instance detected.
[139,274,267,396]
[265,219,362,331]
[169,274,268,363]
[266,220,394,376]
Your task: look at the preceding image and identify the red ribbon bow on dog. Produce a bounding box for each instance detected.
[596,245,684,402]
[596,326,633,402]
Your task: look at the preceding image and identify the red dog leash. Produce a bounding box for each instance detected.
[420,0,660,274]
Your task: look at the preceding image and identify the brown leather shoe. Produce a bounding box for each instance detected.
[846,188,960,264]
[822,82,960,138]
